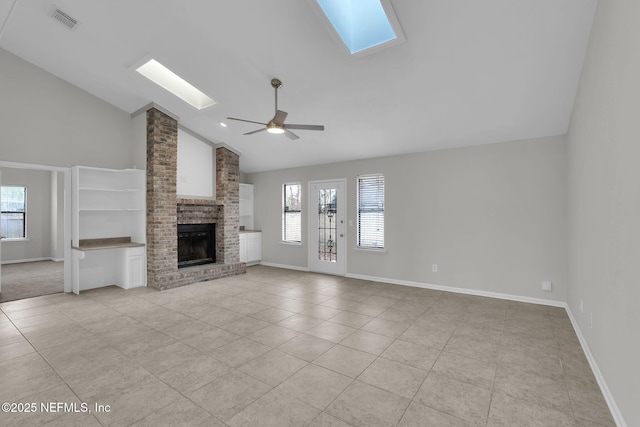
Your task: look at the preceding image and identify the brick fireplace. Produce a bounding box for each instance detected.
[146,107,245,290]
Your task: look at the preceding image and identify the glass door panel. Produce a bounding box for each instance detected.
[309,180,345,275]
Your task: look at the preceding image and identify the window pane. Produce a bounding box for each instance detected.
[1,213,25,238]
[317,188,337,261]
[283,184,301,242]
[284,211,301,242]
[357,175,384,248]
[1,186,26,212]
[1,186,27,238]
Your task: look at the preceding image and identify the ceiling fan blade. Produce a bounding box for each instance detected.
[244,128,267,135]
[285,129,299,140]
[273,110,288,125]
[227,117,268,126]
[285,124,325,131]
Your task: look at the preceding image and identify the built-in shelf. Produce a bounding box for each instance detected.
[79,187,142,192]
[239,184,260,265]
[79,208,144,212]
[71,166,147,293]
[239,183,254,230]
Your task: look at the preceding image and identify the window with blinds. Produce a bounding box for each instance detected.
[357,174,384,249]
[1,186,27,239]
[283,183,302,243]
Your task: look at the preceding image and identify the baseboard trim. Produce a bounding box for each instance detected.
[345,272,566,308]
[1,257,62,265]
[259,261,310,272]
[565,306,627,427]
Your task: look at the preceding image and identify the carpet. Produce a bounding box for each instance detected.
[0,260,64,303]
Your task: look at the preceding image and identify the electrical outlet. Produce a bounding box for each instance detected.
[590,312,593,328]
[542,281,552,292]
[580,299,584,313]
[432,264,438,273]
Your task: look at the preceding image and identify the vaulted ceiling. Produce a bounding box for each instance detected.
[0,0,597,172]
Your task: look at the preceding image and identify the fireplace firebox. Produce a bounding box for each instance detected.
[177,223,215,268]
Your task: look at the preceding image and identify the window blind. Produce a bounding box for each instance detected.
[283,183,301,242]
[1,186,27,239]
[357,174,384,248]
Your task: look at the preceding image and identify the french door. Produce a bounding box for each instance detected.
[308,179,346,276]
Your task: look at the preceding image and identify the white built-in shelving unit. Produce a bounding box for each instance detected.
[239,183,254,230]
[239,183,261,265]
[71,166,146,294]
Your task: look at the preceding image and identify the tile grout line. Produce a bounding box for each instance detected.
[7,300,107,426]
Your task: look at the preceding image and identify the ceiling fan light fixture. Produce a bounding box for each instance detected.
[227,78,324,140]
[267,122,285,134]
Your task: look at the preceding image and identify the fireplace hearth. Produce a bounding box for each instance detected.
[178,223,215,268]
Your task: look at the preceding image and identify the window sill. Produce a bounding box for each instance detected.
[354,247,387,254]
[1,238,29,243]
[280,241,302,246]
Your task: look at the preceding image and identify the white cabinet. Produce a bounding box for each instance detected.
[239,231,261,265]
[247,232,262,263]
[121,246,146,289]
[71,166,146,293]
[240,232,249,262]
[239,234,248,263]
[239,183,254,230]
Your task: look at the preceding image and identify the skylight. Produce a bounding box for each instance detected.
[315,0,404,55]
[136,59,216,110]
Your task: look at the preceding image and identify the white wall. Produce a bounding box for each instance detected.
[177,128,215,199]
[1,167,55,263]
[131,112,147,170]
[567,1,640,425]
[248,135,568,302]
[0,48,136,169]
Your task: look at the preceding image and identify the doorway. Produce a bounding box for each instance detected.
[0,161,71,302]
[308,179,346,276]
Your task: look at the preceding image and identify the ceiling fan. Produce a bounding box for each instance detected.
[227,78,324,140]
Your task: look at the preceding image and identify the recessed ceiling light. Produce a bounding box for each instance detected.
[219,121,228,127]
[135,59,216,110]
[314,0,405,56]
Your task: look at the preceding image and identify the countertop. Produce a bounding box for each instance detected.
[72,237,145,251]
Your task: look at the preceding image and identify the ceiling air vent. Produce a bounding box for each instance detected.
[49,8,78,30]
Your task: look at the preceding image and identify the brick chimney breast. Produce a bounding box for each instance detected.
[146,108,245,290]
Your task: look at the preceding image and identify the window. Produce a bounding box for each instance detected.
[357,174,384,249]
[1,186,27,239]
[283,183,302,243]
[135,58,216,110]
[314,0,406,56]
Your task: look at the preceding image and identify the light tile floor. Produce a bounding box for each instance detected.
[0,266,615,426]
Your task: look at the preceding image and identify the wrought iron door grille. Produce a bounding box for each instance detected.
[317,189,337,262]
